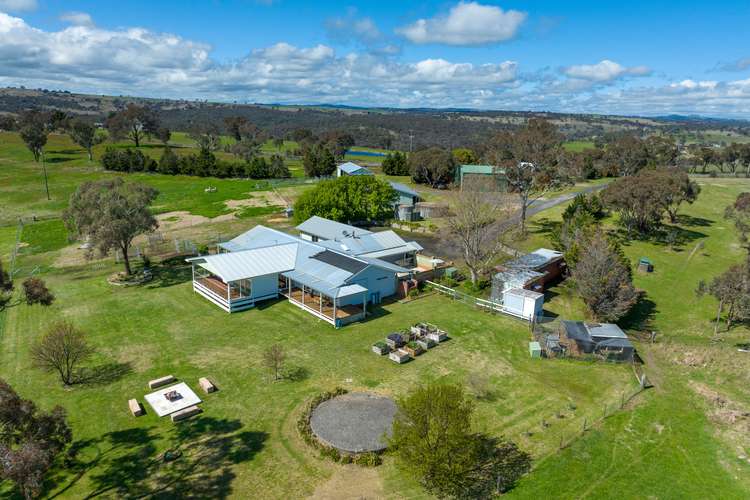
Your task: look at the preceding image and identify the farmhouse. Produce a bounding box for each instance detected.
[559,321,635,362]
[187,224,410,327]
[296,216,423,268]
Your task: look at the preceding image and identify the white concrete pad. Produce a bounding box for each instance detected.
[144,382,202,417]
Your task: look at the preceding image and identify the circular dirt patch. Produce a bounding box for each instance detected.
[310,392,397,453]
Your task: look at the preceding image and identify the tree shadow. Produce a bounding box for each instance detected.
[79,418,266,499]
[45,157,75,164]
[675,214,713,228]
[282,365,310,382]
[78,362,133,387]
[144,258,193,289]
[619,295,658,332]
[47,149,84,155]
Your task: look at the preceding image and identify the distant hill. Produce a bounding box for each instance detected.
[1,87,748,150]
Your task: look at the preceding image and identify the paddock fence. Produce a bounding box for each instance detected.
[423,280,530,323]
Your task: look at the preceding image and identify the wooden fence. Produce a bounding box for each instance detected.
[423,280,530,322]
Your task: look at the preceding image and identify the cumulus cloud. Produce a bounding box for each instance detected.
[397,2,526,46]
[1,11,750,115]
[562,60,651,82]
[59,11,94,27]
[0,0,36,12]
[326,14,381,45]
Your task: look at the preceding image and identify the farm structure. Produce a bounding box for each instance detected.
[543,321,635,362]
[455,164,508,192]
[491,248,565,300]
[187,222,411,327]
[336,161,373,177]
[296,216,423,269]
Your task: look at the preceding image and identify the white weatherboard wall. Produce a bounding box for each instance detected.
[502,289,544,320]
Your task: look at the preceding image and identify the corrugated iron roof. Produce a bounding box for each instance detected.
[388,181,419,198]
[187,243,297,282]
[296,216,372,241]
[338,162,373,175]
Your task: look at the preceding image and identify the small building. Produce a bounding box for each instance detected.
[560,321,635,362]
[490,248,565,301]
[297,216,371,243]
[389,181,420,207]
[337,162,374,177]
[502,288,544,321]
[455,164,507,192]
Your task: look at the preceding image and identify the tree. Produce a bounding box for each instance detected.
[654,168,701,222]
[158,146,180,175]
[409,147,455,188]
[294,176,397,224]
[644,135,678,167]
[725,192,750,267]
[551,193,604,266]
[446,191,513,285]
[601,172,668,235]
[22,278,54,306]
[224,116,248,142]
[0,259,12,310]
[68,120,102,161]
[273,137,285,151]
[453,148,478,165]
[64,179,159,276]
[382,151,409,176]
[696,265,750,335]
[487,119,564,233]
[245,156,270,179]
[321,130,355,159]
[570,230,638,322]
[263,344,285,381]
[268,154,291,178]
[388,383,530,498]
[189,124,221,153]
[31,321,94,386]
[19,112,50,200]
[105,104,159,147]
[0,379,72,500]
[156,127,171,145]
[604,135,649,176]
[302,144,336,177]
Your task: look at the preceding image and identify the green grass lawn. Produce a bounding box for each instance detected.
[563,140,596,152]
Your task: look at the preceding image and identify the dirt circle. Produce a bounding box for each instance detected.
[310,392,397,453]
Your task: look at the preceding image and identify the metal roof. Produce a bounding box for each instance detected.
[459,164,500,174]
[317,229,422,257]
[296,216,372,241]
[337,162,373,175]
[586,323,627,339]
[388,181,419,198]
[219,225,298,252]
[501,248,563,271]
[504,287,544,299]
[187,243,297,282]
[561,320,592,342]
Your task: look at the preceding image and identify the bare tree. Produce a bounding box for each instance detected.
[263,344,285,381]
[446,191,513,285]
[31,321,94,386]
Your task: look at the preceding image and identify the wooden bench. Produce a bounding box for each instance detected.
[148,375,176,389]
[128,399,144,417]
[171,405,202,422]
[198,377,216,394]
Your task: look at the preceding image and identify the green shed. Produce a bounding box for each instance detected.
[529,341,542,358]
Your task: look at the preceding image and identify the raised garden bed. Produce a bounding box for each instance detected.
[389,349,411,364]
[417,338,435,350]
[427,331,448,343]
[404,341,424,357]
[385,333,405,349]
[371,341,390,355]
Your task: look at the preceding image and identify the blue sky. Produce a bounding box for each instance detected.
[1,0,749,116]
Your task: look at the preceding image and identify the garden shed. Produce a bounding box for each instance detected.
[502,288,544,321]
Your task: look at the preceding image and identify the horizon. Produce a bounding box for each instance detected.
[0,1,749,117]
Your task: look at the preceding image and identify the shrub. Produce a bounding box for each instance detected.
[354,452,382,467]
[22,277,54,306]
[373,341,388,349]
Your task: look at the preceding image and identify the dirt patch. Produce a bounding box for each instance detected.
[310,465,384,500]
[225,191,286,210]
[689,381,750,427]
[53,244,109,268]
[155,211,236,232]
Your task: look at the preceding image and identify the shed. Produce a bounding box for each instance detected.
[455,164,507,192]
[337,162,374,177]
[388,181,420,207]
[502,288,544,321]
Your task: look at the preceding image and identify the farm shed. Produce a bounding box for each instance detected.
[490,248,565,301]
[560,321,634,362]
[337,162,374,177]
[455,164,508,192]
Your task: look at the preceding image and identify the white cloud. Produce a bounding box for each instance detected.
[0,0,36,12]
[1,12,750,116]
[562,60,651,82]
[326,14,381,44]
[60,11,94,27]
[397,2,526,46]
